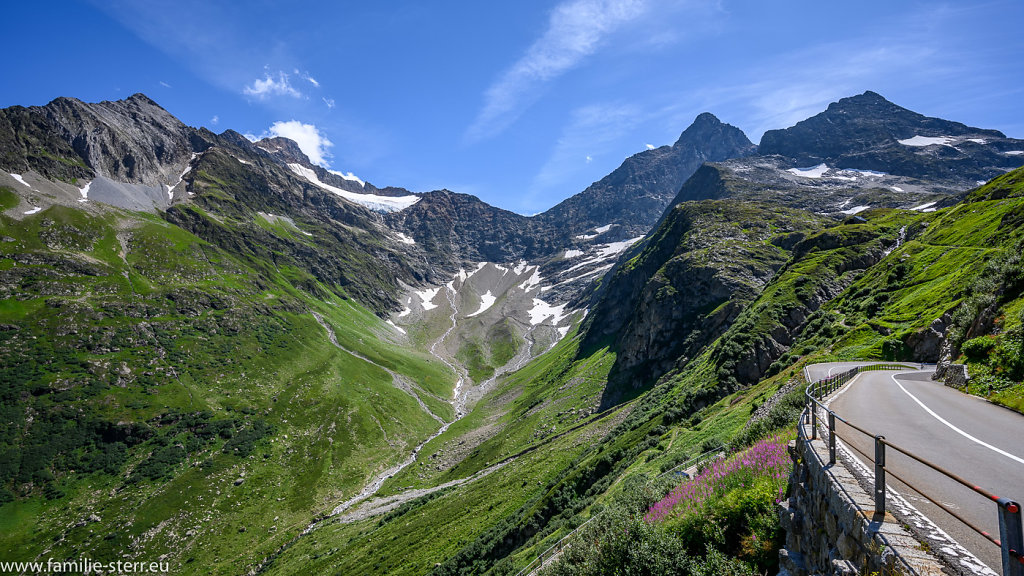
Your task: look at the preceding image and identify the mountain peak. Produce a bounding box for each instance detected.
[675,112,721,140]
[674,112,750,150]
[126,92,159,106]
[692,111,722,125]
[851,90,888,102]
[759,91,1006,163]
[820,90,905,117]
[255,136,311,165]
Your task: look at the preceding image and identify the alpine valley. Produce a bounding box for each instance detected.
[2,90,1024,575]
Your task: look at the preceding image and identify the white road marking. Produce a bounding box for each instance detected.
[890,374,1024,466]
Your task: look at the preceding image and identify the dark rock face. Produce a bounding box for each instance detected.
[0,105,95,183]
[582,200,828,389]
[385,191,563,267]
[14,93,199,187]
[906,316,948,362]
[759,91,1024,184]
[254,136,309,165]
[537,113,756,240]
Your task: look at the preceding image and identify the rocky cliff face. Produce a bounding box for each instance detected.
[759,91,1024,185]
[0,93,199,187]
[537,113,756,240]
[582,200,828,388]
[385,190,563,267]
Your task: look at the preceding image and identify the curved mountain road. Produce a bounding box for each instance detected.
[811,364,1024,574]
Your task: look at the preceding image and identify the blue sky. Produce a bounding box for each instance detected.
[5,1,1023,213]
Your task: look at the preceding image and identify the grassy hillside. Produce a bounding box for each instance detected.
[0,194,455,573]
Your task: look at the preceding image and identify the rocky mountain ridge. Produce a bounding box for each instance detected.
[536,112,757,240]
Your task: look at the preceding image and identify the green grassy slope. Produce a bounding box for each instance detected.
[0,196,454,573]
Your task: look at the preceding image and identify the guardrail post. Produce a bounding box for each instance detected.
[811,398,818,440]
[874,436,886,515]
[997,498,1023,576]
[828,412,836,466]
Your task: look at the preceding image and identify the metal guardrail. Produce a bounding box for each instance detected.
[801,363,1024,576]
[513,449,723,576]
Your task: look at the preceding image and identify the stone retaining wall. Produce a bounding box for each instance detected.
[940,364,970,390]
[777,433,946,576]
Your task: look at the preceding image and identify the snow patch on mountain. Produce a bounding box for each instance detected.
[563,237,643,275]
[23,206,41,215]
[841,205,871,215]
[898,135,954,147]
[564,249,584,259]
[842,169,886,177]
[395,232,415,245]
[519,268,543,292]
[550,264,613,288]
[1005,151,1024,156]
[79,181,91,202]
[166,153,198,200]
[596,237,644,259]
[9,174,30,188]
[910,201,937,211]
[467,291,496,317]
[528,298,568,326]
[385,320,406,334]
[288,163,419,212]
[416,287,441,311]
[787,164,829,178]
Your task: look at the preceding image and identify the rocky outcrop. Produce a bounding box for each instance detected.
[581,200,828,388]
[385,190,565,267]
[906,316,948,362]
[938,364,970,390]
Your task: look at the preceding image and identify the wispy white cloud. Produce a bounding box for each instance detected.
[243,71,303,99]
[323,97,336,109]
[211,115,219,125]
[159,80,171,88]
[526,102,642,208]
[465,0,649,143]
[295,69,320,87]
[249,120,334,167]
[645,143,655,150]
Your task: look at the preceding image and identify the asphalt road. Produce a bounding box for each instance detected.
[816,366,1024,574]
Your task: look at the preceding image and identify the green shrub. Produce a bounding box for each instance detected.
[962,336,996,361]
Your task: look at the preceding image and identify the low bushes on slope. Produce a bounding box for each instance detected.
[539,435,792,576]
